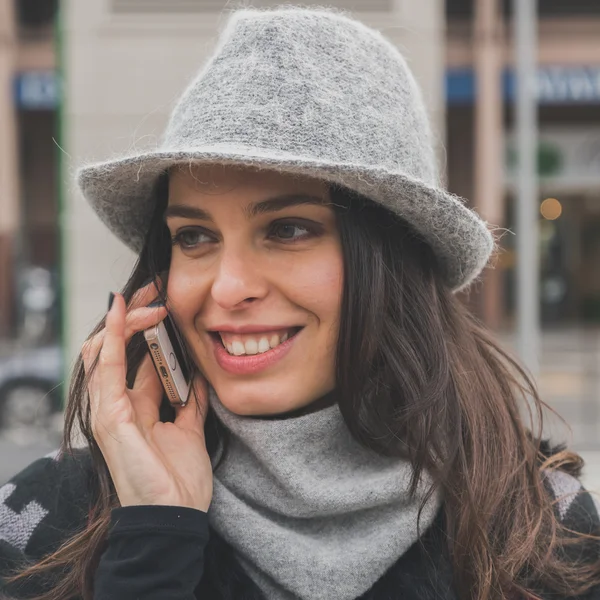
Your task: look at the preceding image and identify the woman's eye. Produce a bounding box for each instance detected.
[269,222,312,241]
[172,228,213,249]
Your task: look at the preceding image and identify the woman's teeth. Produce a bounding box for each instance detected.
[221,332,290,356]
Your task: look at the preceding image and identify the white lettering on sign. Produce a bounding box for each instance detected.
[16,71,59,109]
[537,67,600,104]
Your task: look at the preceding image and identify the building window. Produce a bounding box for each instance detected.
[16,0,59,28]
[446,0,600,19]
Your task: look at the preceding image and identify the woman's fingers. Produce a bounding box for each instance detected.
[173,374,209,433]
[122,305,167,340]
[81,330,105,373]
[89,294,165,424]
[133,351,161,393]
[82,331,106,408]
[129,353,163,428]
[97,292,128,406]
[81,277,165,374]
[82,286,168,433]
[82,305,167,376]
[128,277,163,310]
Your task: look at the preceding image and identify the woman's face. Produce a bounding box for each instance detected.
[165,165,343,416]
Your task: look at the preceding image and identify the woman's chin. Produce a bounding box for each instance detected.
[208,379,319,417]
[216,394,302,417]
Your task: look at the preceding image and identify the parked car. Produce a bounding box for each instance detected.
[0,345,63,434]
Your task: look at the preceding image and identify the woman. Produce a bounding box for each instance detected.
[1,6,599,600]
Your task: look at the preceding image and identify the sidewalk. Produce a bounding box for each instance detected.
[499,327,600,451]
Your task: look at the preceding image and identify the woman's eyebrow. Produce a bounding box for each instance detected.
[164,194,325,222]
[164,205,211,222]
[245,194,326,218]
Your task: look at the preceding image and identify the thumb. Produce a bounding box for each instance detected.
[174,374,209,433]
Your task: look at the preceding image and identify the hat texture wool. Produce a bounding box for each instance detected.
[77,6,494,290]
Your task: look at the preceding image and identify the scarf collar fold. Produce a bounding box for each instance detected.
[208,389,442,600]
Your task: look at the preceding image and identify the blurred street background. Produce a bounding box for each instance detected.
[1,0,600,489]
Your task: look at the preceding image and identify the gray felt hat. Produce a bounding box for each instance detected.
[77,6,494,291]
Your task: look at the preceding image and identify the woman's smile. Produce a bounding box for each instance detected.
[208,325,304,375]
[210,324,302,355]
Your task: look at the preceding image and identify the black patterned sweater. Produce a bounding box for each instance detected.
[0,446,599,600]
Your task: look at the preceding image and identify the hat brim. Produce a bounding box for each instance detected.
[77,148,494,291]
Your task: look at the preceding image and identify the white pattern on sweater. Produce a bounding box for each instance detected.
[0,483,48,552]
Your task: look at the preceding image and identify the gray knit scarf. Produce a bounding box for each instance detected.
[207,389,443,600]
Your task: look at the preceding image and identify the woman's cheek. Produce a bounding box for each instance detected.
[286,250,343,312]
[167,269,209,327]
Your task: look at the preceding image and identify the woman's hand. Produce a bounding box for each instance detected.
[82,282,213,513]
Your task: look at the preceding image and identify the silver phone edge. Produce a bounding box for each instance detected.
[143,323,190,406]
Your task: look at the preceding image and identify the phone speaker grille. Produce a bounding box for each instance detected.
[165,379,176,402]
[151,348,178,403]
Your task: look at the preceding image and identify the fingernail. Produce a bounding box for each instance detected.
[108,292,115,311]
[147,300,165,308]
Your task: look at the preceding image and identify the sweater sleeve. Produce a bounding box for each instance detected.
[94,505,209,600]
[1,450,211,600]
[0,449,92,599]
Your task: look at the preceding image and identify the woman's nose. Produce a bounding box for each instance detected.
[210,247,268,309]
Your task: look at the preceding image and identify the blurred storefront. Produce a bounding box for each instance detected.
[446,0,600,327]
[0,0,60,339]
[505,125,600,325]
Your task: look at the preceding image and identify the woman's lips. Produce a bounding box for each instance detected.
[211,329,300,375]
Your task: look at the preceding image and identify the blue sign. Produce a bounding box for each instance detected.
[447,66,600,105]
[14,71,59,110]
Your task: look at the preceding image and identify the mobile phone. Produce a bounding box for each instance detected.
[144,313,191,406]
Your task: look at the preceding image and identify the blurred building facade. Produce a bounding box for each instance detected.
[62,0,446,360]
[446,0,600,328]
[0,0,60,338]
[7,0,598,358]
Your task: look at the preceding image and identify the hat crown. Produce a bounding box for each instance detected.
[163,7,438,185]
[78,6,493,291]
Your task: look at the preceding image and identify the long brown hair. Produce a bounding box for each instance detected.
[6,174,600,599]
